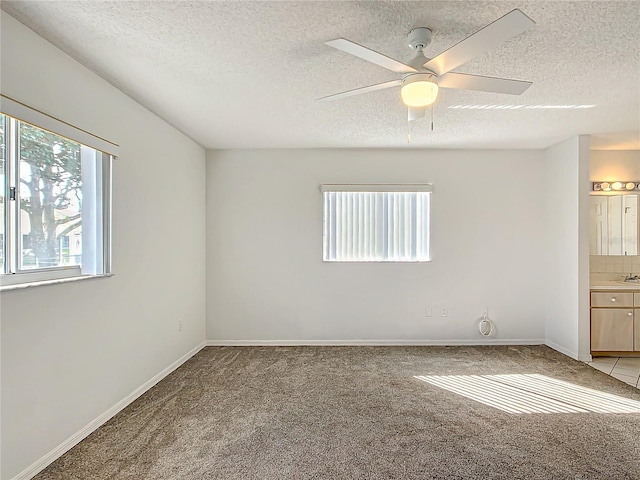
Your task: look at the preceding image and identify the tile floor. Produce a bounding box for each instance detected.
[588,357,640,388]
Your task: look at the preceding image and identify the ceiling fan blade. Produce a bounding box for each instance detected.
[438,72,532,95]
[317,79,402,102]
[424,9,535,76]
[326,38,418,74]
[408,107,426,121]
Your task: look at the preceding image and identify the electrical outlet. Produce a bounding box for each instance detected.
[178,320,183,332]
[441,308,448,317]
[426,306,432,317]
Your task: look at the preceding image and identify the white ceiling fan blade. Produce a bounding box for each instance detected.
[424,9,535,76]
[408,107,426,121]
[326,38,418,74]
[317,79,402,102]
[438,72,532,95]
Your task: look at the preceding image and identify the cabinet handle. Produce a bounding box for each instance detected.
[610,297,616,302]
[628,312,633,316]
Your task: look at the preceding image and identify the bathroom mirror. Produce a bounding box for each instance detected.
[590,194,639,255]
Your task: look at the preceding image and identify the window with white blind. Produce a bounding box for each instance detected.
[322,184,432,262]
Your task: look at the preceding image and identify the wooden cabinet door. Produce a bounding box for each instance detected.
[635,309,640,352]
[591,309,634,351]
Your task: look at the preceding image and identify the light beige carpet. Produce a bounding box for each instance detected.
[35,346,640,479]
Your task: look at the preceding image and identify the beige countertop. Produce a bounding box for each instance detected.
[590,280,640,291]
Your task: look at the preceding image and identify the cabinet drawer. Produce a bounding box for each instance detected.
[591,292,634,307]
[591,309,634,351]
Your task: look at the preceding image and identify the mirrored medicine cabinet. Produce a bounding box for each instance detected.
[589,193,639,256]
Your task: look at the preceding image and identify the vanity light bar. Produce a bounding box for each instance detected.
[592,181,640,192]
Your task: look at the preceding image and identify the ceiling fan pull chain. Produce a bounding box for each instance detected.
[431,105,434,131]
[407,117,412,143]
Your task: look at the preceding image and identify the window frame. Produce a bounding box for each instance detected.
[321,183,433,263]
[0,95,117,289]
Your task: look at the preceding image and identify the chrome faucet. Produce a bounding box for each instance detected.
[622,274,640,282]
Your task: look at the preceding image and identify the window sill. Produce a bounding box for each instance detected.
[0,273,114,292]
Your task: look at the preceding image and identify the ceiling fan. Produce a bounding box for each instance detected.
[319,9,535,121]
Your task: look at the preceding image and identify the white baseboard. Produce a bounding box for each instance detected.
[578,353,593,363]
[206,339,546,347]
[12,341,206,480]
[545,341,579,360]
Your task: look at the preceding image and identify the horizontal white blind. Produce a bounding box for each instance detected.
[323,190,431,262]
[0,94,119,156]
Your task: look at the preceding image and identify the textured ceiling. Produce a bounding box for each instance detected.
[2,1,640,149]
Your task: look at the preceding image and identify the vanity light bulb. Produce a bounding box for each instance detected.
[626,182,636,190]
[612,181,623,190]
[601,182,611,191]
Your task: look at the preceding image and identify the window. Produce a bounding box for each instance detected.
[0,96,117,287]
[322,184,432,262]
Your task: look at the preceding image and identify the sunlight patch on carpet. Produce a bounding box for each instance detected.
[414,374,640,414]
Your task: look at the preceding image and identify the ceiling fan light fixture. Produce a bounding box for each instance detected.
[401,74,438,107]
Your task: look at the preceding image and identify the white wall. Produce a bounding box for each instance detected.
[590,150,640,181]
[206,149,546,344]
[543,136,591,361]
[0,13,206,479]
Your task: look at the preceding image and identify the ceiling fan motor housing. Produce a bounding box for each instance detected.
[403,73,438,85]
[407,27,433,51]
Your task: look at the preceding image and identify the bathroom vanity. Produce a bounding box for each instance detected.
[589,187,640,357]
[590,281,640,356]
